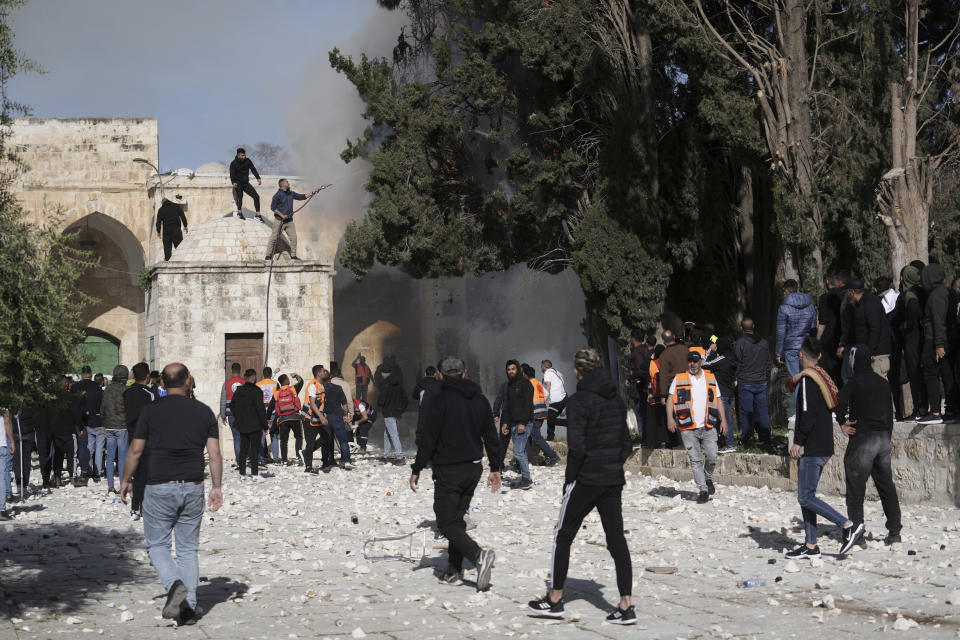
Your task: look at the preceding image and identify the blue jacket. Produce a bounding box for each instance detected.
[270,188,308,218]
[776,292,817,354]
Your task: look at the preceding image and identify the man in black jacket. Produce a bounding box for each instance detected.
[733,318,772,446]
[13,403,51,491]
[410,356,500,591]
[838,279,892,381]
[101,364,129,496]
[817,272,847,385]
[501,360,534,489]
[837,344,902,544]
[124,362,155,518]
[74,365,103,482]
[528,348,635,625]
[377,364,408,463]
[321,370,354,471]
[786,337,861,559]
[897,265,927,418]
[704,337,738,452]
[155,195,189,261]
[231,369,268,478]
[918,264,958,424]
[230,148,262,220]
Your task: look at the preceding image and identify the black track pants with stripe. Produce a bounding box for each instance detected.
[551,482,632,596]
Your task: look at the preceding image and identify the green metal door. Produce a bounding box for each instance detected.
[80,334,120,376]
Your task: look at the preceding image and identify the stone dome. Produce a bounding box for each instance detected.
[196,161,228,174]
[170,215,285,263]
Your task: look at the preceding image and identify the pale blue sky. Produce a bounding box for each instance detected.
[9,0,379,170]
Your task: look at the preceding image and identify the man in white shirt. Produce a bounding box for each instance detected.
[541,360,567,441]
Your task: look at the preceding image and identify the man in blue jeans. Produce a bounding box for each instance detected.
[121,363,223,625]
[785,337,862,558]
[775,280,818,424]
[733,318,773,446]
[101,364,130,495]
[501,360,534,489]
[0,409,14,520]
[219,363,246,464]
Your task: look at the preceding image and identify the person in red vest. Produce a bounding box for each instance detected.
[352,353,372,402]
[218,362,246,464]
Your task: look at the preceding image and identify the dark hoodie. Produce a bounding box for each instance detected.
[776,292,817,354]
[836,344,892,433]
[377,373,408,418]
[922,263,949,348]
[840,291,891,356]
[412,376,441,404]
[564,368,632,487]
[411,376,501,474]
[733,332,772,385]
[898,265,925,349]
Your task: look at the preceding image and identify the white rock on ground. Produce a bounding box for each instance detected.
[1,451,959,638]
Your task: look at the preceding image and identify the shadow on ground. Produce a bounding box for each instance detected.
[741,526,798,552]
[647,486,699,501]
[0,523,150,615]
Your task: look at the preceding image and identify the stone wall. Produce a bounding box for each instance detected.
[625,421,960,505]
[147,260,334,442]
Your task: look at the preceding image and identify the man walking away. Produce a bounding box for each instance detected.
[101,365,130,496]
[776,279,817,425]
[817,272,848,385]
[918,264,959,424]
[410,356,500,591]
[155,194,189,261]
[528,348,635,625]
[733,318,772,447]
[303,365,330,474]
[501,359,534,489]
[271,374,304,465]
[667,351,729,503]
[377,363,408,464]
[14,403,51,493]
[124,363,155,518]
[522,364,560,466]
[785,337,862,558]
[218,363,246,464]
[231,369,268,479]
[74,365,104,482]
[50,377,82,487]
[836,344,902,545]
[266,179,319,261]
[541,360,567,442]
[230,148,262,220]
[121,363,223,625]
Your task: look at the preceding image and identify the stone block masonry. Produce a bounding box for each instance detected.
[625,421,960,505]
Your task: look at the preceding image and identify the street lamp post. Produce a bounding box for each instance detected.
[133,157,165,201]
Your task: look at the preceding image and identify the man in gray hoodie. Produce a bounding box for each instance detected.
[101,365,129,496]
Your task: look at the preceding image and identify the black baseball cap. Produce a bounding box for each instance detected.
[686,351,702,362]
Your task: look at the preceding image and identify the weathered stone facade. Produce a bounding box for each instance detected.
[12,118,335,437]
[627,421,960,505]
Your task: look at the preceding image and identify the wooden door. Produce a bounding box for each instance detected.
[225,333,263,379]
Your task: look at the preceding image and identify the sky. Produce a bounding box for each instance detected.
[8,0,384,170]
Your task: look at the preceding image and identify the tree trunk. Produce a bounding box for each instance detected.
[878,0,930,279]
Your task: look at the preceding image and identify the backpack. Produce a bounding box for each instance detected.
[275,386,301,417]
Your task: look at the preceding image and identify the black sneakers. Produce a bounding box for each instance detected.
[696,491,709,504]
[786,544,821,559]
[178,603,203,626]
[605,605,637,625]
[475,549,495,591]
[839,522,865,555]
[884,533,902,546]
[439,569,463,586]
[528,595,564,618]
[162,580,188,619]
[706,479,716,495]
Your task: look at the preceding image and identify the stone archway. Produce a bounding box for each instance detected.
[65,213,146,365]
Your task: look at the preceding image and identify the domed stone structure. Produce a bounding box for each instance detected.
[147,214,333,449]
[196,161,229,174]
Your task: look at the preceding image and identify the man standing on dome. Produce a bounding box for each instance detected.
[266,179,319,261]
[230,147,262,220]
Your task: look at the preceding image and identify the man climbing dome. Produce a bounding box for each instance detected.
[266,178,319,262]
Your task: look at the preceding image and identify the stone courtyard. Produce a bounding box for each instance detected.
[2,453,959,640]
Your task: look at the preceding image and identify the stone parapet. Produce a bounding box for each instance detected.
[619,421,960,505]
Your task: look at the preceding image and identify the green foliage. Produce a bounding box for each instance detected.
[0,0,95,410]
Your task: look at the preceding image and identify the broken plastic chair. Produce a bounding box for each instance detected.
[362,528,430,563]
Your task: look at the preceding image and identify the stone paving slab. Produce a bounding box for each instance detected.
[2,453,959,639]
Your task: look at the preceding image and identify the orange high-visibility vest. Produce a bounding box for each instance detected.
[671,371,722,430]
[256,378,279,406]
[355,363,371,386]
[530,378,549,421]
[304,380,325,416]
